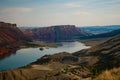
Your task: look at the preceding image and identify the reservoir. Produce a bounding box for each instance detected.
[0,42,90,71]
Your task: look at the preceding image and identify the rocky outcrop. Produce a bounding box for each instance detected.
[21,25,91,42]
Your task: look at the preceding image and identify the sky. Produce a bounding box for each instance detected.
[0,0,120,27]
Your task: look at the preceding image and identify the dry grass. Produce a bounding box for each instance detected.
[94,67,120,80]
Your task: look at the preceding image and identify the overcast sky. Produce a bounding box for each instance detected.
[0,0,120,27]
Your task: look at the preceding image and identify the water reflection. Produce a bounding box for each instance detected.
[0,49,17,60]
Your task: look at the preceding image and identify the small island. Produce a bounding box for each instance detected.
[39,47,44,51]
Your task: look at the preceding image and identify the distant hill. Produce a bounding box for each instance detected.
[80,29,120,40]
[21,25,92,42]
[80,25,120,34]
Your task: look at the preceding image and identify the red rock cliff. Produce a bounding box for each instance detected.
[0,22,30,56]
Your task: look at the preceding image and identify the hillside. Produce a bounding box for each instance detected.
[21,25,92,42]
[73,34,120,72]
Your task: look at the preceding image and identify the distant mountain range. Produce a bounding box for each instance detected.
[80,29,120,39]
[21,25,92,42]
[80,25,120,34]
[20,25,120,35]
[1,23,120,45]
[20,25,120,41]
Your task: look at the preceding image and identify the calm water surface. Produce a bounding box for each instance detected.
[0,42,90,71]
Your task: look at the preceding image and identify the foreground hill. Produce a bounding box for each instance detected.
[0,34,119,80]
[21,25,92,42]
[0,22,30,56]
[73,34,120,71]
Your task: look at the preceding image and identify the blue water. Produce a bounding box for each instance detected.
[0,42,90,71]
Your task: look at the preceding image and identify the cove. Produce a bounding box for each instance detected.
[0,42,90,71]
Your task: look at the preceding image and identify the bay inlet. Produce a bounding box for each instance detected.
[0,41,90,71]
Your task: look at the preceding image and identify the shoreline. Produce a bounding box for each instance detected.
[0,41,62,60]
[0,36,119,80]
[0,41,88,71]
[0,41,101,71]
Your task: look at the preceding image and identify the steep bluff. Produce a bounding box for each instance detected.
[21,25,91,42]
[0,22,30,56]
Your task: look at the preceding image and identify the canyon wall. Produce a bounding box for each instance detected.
[22,25,91,42]
[0,22,30,56]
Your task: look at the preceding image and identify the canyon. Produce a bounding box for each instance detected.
[0,22,120,80]
[0,34,120,80]
[0,22,91,59]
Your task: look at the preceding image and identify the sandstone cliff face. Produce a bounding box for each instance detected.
[0,22,30,56]
[22,25,90,42]
[0,22,25,45]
